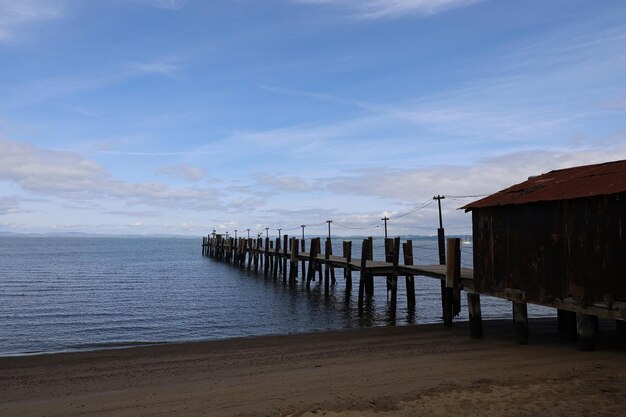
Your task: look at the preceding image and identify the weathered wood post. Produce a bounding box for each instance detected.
[289,238,299,283]
[247,238,253,270]
[264,238,270,277]
[385,238,393,293]
[513,301,529,344]
[343,241,352,292]
[403,241,416,309]
[300,238,306,280]
[389,237,400,317]
[467,293,483,338]
[358,239,368,312]
[324,239,331,294]
[306,238,319,288]
[273,238,280,280]
[283,235,289,281]
[365,237,374,297]
[254,238,260,273]
[557,309,577,340]
[312,238,322,283]
[444,237,461,327]
[270,240,275,275]
[576,313,598,351]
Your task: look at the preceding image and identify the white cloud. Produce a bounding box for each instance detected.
[0,0,63,43]
[324,147,626,201]
[0,139,223,210]
[294,0,482,19]
[256,174,314,192]
[157,163,205,181]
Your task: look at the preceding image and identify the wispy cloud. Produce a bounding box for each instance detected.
[0,0,63,43]
[0,139,223,210]
[134,0,188,10]
[129,61,180,76]
[157,163,206,181]
[293,0,482,19]
[4,59,183,108]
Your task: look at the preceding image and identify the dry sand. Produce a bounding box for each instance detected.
[1,318,625,417]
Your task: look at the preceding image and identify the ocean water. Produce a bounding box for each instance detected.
[0,236,553,356]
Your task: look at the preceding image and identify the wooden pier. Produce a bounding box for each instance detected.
[202,230,626,349]
[202,234,482,335]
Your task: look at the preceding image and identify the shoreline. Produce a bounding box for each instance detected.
[1,318,625,416]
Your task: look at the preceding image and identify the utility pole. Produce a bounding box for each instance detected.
[326,220,332,239]
[246,228,250,239]
[381,216,390,239]
[433,195,445,230]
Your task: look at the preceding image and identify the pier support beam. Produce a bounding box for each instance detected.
[389,237,400,319]
[443,238,460,328]
[283,235,289,281]
[467,293,483,338]
[358,239,368,313]
[576,313,598,351]
[289,238,299,283]
[403,241,416,309]
[365,237,374,297]
[324,239,331,294]
[557,309,577,341]
[343,241,352,292]
[513,301,529,345]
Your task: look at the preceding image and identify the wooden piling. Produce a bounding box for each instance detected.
[513,301,529,345]
[365,237,374,297]
[443,238,461,327]
[385,238,393,293]
[283,235,289,281]
[273,238,280,280]
[324,239,331,294]
[306,238,319,288]
[264,238,270,277]
[343,241,352,292]
[576,313,598,351]
[467,293,483,338]
[358,239,367,312]
[247,239,253,270]
[254,238,260,273]
[403,241,416,309]
[557,309,577,340]
[300,238,306,281]
[389,237,400,316]
[289,238,299,283]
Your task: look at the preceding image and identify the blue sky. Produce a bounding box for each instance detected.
[1,0,626,236]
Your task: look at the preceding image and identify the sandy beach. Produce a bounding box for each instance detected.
[1,318,625,417]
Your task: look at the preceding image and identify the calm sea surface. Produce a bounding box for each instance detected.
[0,236,553,356]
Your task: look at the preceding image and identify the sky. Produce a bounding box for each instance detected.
[1,0,626,237]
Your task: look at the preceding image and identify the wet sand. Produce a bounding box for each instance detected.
[1,318,625,417]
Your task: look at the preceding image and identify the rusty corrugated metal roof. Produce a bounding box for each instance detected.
[462,159,626,210]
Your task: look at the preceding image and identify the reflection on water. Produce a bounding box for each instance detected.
[0,236,553,356]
